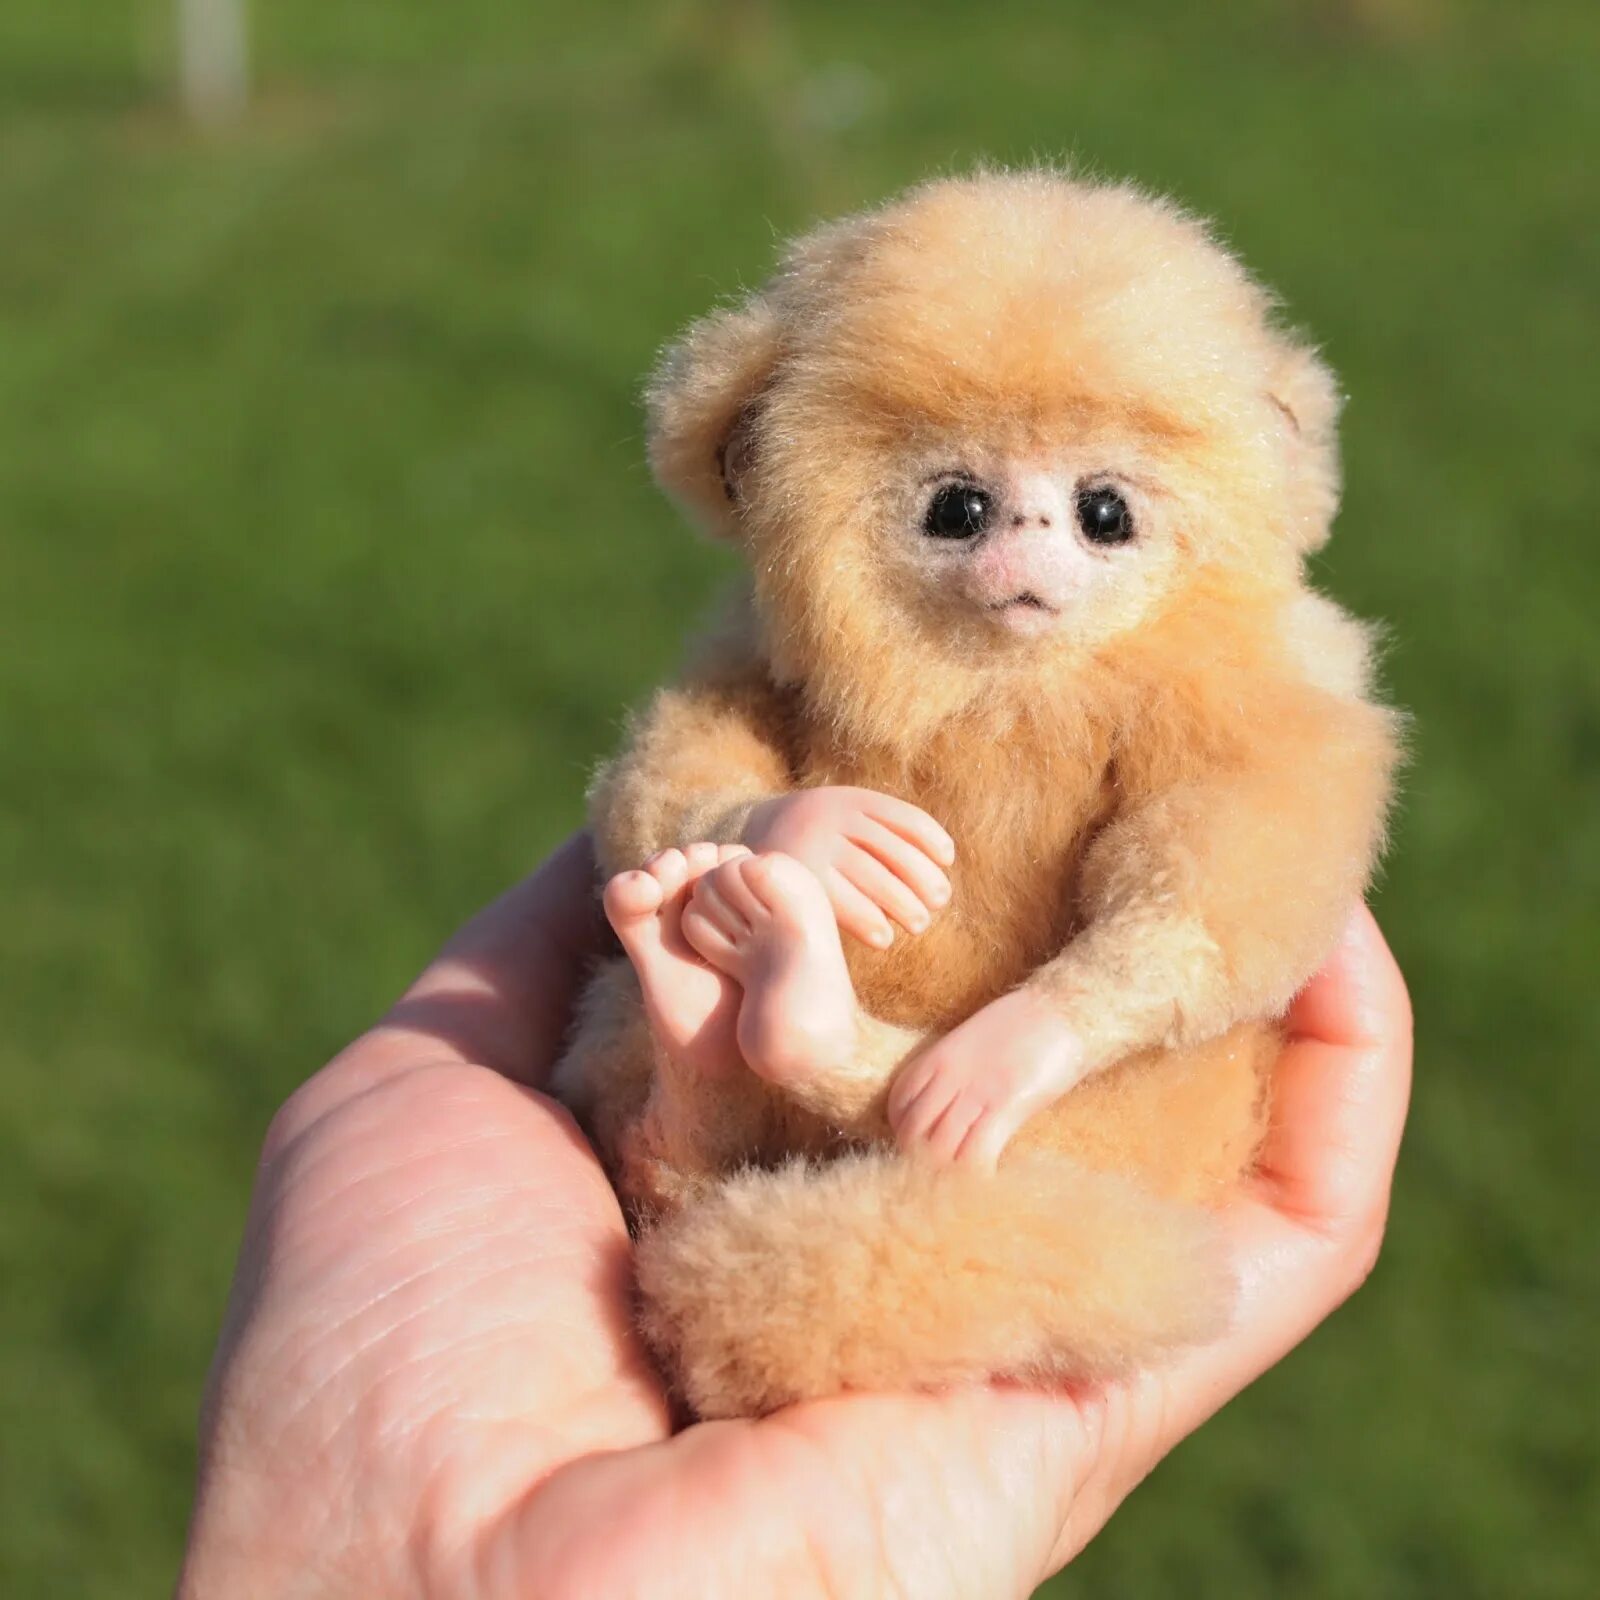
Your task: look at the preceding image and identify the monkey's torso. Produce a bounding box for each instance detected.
[796,712,1119,1034]
[568,659,1276,1221]
[548,171,1403,1418]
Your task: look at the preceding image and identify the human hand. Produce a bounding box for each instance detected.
[887,986,1084,1166]
[179,840,1410,1600]
[741,786,955,948]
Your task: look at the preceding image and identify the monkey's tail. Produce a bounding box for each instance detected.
[635,1148,1231,1419]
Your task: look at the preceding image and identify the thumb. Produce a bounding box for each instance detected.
[490,1384,1099,1600]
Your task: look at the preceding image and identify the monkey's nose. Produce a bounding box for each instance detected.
[1007,469,1067,532]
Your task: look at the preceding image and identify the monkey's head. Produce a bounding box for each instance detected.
[647,171,1340,744]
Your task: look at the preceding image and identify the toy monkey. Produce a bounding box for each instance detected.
[552,170,1399,1420]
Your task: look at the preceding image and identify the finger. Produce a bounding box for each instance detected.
[680,841,723,881]
[681,902,740,968]
[953,1098,1032,1172]
[705,857,767,925]
[892,1078,958,1150]
[366,831,607,1088]
[920,1092,985,1164]
[642,847,691,900]
[852,818,952,909]
[1109,907,1413,1488]
[823,868,896,950]
[602,868,665,930]
[858,792,956,867]
[837,846,936,935]
[886,1052,939,1125]
[1256,903,1414,1229]
[688,875,751,942]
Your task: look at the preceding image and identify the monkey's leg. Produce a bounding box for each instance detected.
[587,843,929,1187]
[597,844,787,1213]
[604,843,752,1082]
[674,849,927,1145]
[766,1008,918,1143]
[554,956,776,1217]
[619,1037,776,1216]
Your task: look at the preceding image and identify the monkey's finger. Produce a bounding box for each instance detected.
[822,869,895,950]
[702,856,767,925]
[891,1078,959,1151]
[602,869,667,930]
[886,1050,940,1125]
[951,1097,1034,1172]
[918,1091,986,1164]
[851,818,952,911]
[837,846,936,935]
[858,793,956,867]
[681,900,740,969]
[640,847,692,900]
[680,841,724,881]
[688,875,751,942]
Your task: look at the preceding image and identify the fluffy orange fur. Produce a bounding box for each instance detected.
[552,170,1399,1419]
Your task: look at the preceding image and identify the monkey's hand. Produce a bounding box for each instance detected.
[886,989,1084,1168]
[741,786,955,950]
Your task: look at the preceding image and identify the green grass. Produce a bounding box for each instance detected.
[2,2,1596,1593]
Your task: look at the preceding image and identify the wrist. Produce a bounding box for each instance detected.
[736,792,803,852]
[693,793,771,848]
[1003,986,1081,1061]
[736,794,778,846]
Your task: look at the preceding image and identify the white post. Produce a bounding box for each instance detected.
[178,0,248,124]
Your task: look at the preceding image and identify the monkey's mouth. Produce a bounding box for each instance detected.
[985,591,1062,636]
[990,592,1056,613]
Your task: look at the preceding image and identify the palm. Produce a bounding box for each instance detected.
[182,837,1410,1599]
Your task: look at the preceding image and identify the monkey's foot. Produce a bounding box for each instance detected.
[680,851,859,1088]
[605,843,752,1080]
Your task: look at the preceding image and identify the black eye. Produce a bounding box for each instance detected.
[923,482,993,540]
[1076,486,1135,546]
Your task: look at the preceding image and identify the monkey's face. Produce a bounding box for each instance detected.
[649,172,1340,736]
[885,444,1182,649]
[748,385,1207,676]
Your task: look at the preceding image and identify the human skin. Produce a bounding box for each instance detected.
[178,831,1411,1600]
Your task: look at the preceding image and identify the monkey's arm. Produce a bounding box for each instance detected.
[589,666,794,877]
[1034,683,1399,1076]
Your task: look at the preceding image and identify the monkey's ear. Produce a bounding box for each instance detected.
[1266,339,1344,554]
[646,294,784,540]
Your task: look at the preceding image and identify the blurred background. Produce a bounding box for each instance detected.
[2,1,1595,1593]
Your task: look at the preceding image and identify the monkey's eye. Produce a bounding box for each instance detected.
[1075,486,1135,546]
[923,482,993,540]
